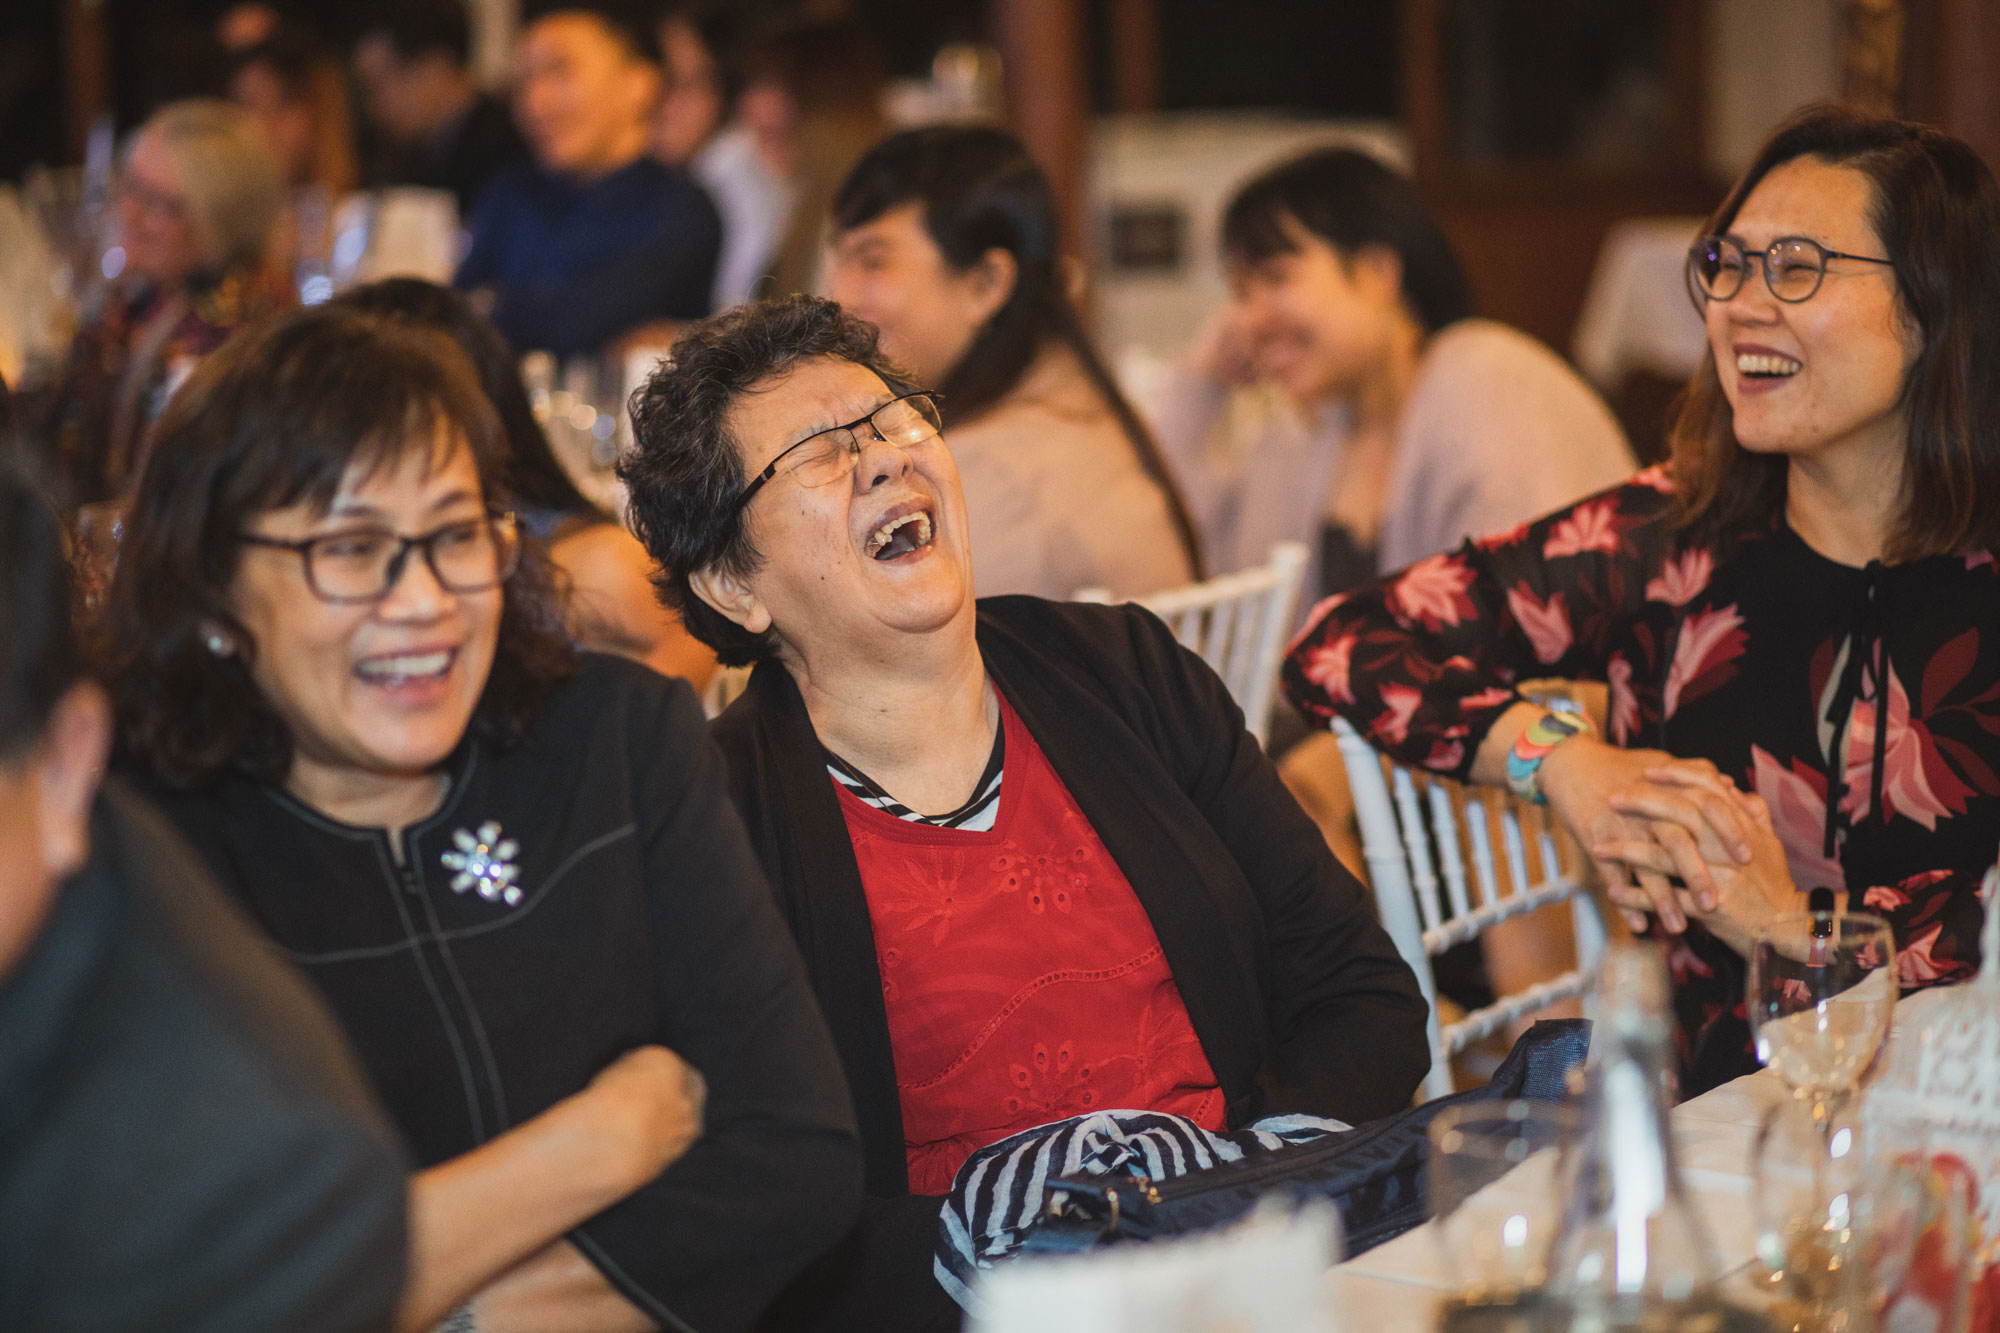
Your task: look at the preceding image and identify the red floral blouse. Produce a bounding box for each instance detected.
[1281,466,2000,1094]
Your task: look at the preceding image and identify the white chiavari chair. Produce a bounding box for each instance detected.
[1075,541,1308,748]
[1330,717,1607,1101]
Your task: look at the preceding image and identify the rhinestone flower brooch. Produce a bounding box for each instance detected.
[440,821,523,906]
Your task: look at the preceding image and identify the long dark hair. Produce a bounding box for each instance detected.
[100,305,575,790]
[832,126,1204,577]
[1666,103,2000,560]
[1221,146,1472,335]
[332,278,609,524]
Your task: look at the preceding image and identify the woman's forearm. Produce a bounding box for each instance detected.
[391,1040,709,1333]
[395,1092,642,1331]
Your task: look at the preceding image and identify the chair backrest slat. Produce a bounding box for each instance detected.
[1537,825,1564,884]
[1499,809,1532,902]
[1332,722,1441,1027]
[1391,766,1445,932]
[1463,796,1501,911]
[1428,781,1473,920]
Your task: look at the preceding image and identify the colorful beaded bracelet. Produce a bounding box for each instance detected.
[1504,709,1595,805]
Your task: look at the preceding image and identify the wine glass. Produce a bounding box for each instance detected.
[1429,1100,1577,1309]
[1747,893,1897,1319]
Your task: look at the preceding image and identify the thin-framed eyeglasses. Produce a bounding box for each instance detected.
[1686,234,1894,309]
[118,171,191,221]
[238,510,521,605]
[733,391,944,512]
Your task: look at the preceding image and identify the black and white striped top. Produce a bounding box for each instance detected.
[825,722,1006,832]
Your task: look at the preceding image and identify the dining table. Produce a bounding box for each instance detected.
[1326,985,1960,1330]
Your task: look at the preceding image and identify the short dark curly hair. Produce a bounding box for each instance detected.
[99,304,576,791]
[622,295,912,666]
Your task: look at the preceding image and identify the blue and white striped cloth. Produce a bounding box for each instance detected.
[934,1108,1350,1306]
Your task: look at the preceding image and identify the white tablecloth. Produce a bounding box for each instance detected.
[1330,987,1956,1330]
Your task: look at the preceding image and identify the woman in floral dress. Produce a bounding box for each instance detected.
[1282,105,2000,1095]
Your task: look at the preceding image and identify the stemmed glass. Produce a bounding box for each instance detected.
[1747,890,1897,1317]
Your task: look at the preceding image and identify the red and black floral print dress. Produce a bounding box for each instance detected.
[1281,466,2000,1095]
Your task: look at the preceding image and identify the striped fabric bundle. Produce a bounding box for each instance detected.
[934,1109,1350,1306]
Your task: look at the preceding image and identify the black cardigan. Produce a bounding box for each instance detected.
[146,655,863,1333]
[713,596,1431,1198]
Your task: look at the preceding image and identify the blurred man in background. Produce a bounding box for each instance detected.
[456,1,719,357]
[0,448,409,1330]
[352,0,526,218]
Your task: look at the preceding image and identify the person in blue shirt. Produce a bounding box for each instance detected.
[456,2,720,357]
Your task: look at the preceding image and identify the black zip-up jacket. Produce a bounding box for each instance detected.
[715,597,1430,1328]
[147,654,863,1332]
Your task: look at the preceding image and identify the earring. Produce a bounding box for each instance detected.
[203,631,230,657]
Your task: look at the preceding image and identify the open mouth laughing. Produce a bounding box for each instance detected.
[1736,350,1803,380]
[355,648,457,687]
[863,503,936,561]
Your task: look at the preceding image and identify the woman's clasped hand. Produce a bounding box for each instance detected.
[1538,733,1795,952]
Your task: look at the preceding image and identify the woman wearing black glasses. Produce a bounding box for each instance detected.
[623,294,1428,1330]
[1283,104,2000,1096]
[97,305,860,1331]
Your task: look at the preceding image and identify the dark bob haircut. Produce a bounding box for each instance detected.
[1221,146,1472,335]
[1668,103,2000,560]
[0,445,78,762]
[831,125,1203,577]
[332,277,608,526]
[99,304,575,790]
[623,295,910,667]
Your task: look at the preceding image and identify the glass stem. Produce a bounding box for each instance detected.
[1811,1088,1851,1285]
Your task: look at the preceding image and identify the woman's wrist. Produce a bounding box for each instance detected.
[1504,708,1597,804]
[542,1080,661,1203]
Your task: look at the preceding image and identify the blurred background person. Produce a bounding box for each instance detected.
[335,276,715,686]
[0,444,408,1331]
[750,18,889,299]
[826,126,1200,600]
[1153,146,1634,620]
[1153,148,1634,1030]
[24,99,290,506]
[649,4,728,172]
[225,24,361,200]
[351,0,527,219]
[457,1,720,358]
[212,2,281,57]
[652,3,794,310]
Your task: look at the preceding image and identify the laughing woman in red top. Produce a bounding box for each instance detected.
[622,295,1428,1331]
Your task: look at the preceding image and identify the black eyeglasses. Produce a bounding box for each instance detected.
[1686,234,1894,308]
[239,511,521,604]
[734,391,944,511]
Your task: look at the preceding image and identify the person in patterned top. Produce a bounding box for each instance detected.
[1282,104,2000,1097]
[27,101,294,507]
